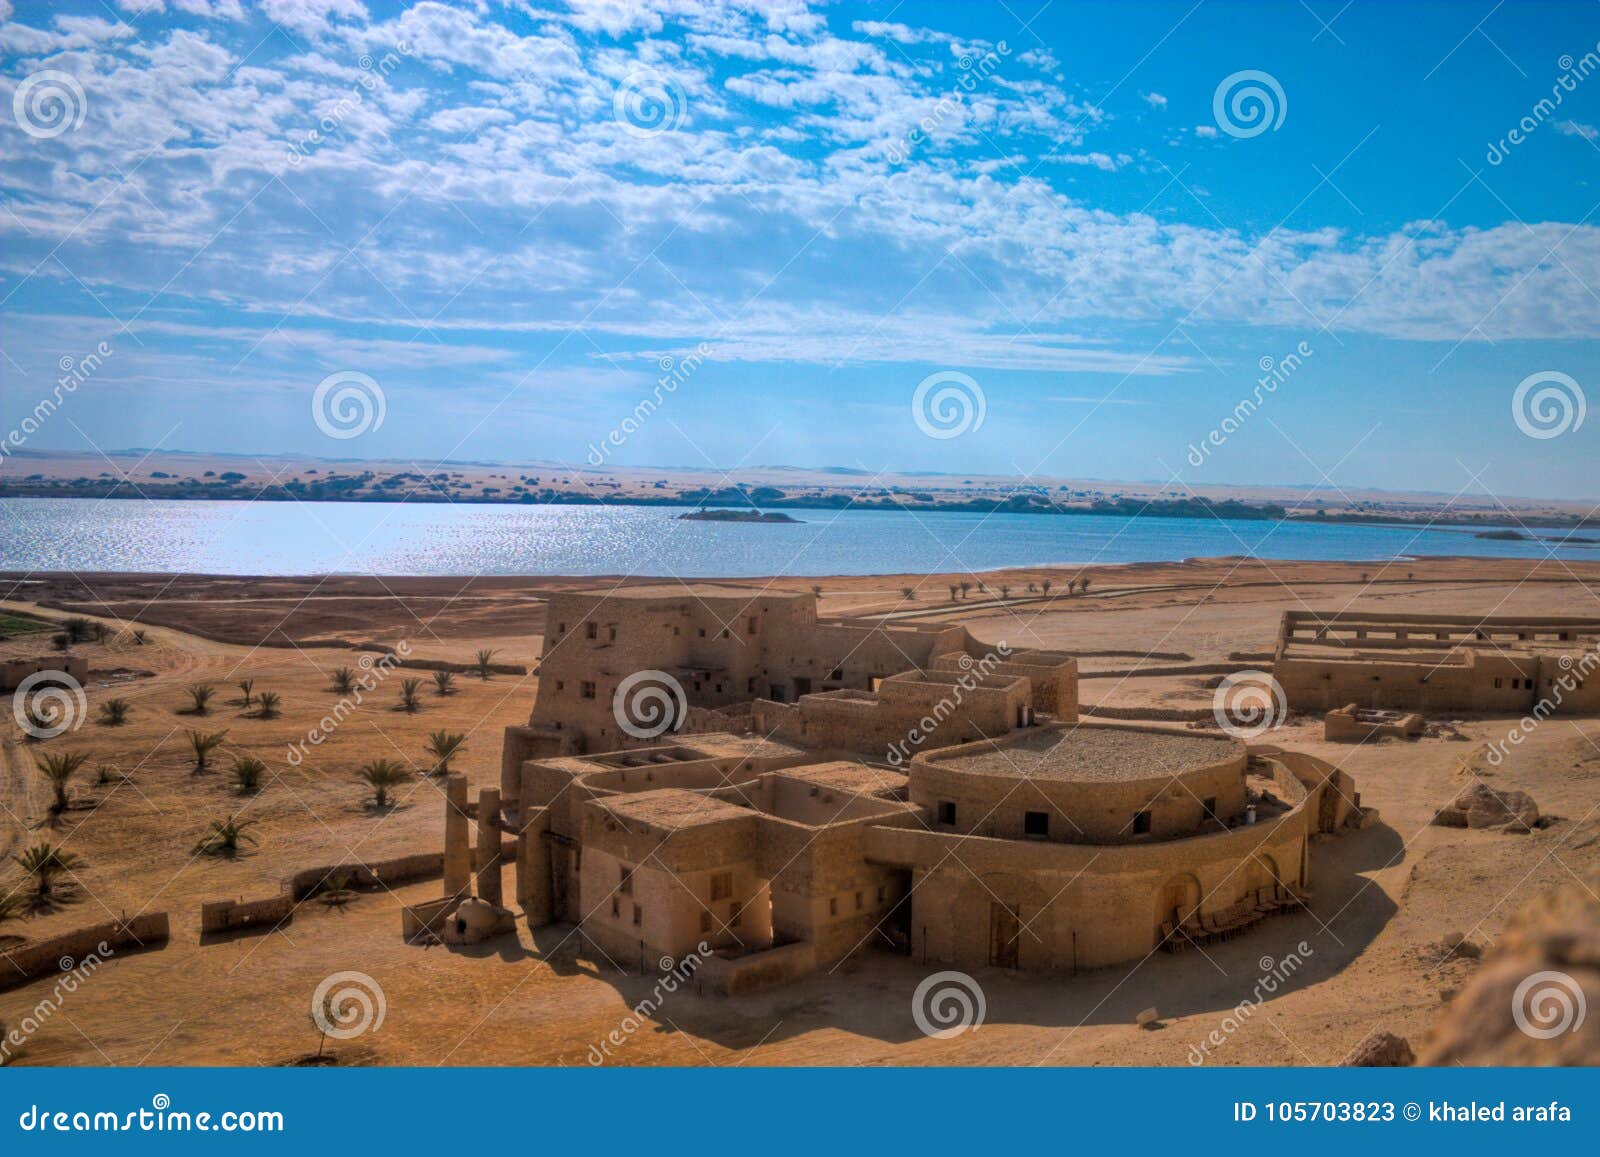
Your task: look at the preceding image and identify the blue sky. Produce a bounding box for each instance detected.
[1,0,1597,500]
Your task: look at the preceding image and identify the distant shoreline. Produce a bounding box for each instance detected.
[4,486,1596,532]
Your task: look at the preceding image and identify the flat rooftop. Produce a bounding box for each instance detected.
[595,788,754,831]
[566,583,809,601]
[769,760,908,796]
[931,725,1243,782]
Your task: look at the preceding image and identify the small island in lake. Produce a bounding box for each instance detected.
[678,508,803,523]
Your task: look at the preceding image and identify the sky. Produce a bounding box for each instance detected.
[1,0,1597,502]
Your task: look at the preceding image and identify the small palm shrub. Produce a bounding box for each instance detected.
[187,728,229,772]
[193,816,259,858]
[432,670,455,696]
[397,678,422,713]
[12,842,84,899]
[232,756,267,795]
[184,684,215,715]
[255,691,282,719]
[330,667,356,694]
[99,697,130,726]
[474,649,497,679]
[237,679,254,707]
[358,759,409,808]
[35,751,89,814]
[424,730,466,777]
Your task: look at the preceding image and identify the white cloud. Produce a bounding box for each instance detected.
[1142,91,1167,108]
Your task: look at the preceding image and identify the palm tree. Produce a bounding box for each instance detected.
[330,667,356,694]
[999,585,1010,599]
[231,756,266,794]
[237,678,255,708]
[184,684,215,715]
[901,587,916,601]
[432,670,456,696]
[1080,576,1092,595]
[810,585,822,598]
[99,697,130,726]
[358,759,409,808]
[187,729,229,773]
[12,842,84,899]
[63,617,93,643]
[948,584,960,601]
[130,628,147,645]
[1027,582,1037,593]
[424,730,466,777]
[193,816,259,858]
[959,581,972,599]
[474,649,497,679]
[1040,579,1052,597]
[398,678,423,713]
[255,691,282,719]
[35,751,89,815]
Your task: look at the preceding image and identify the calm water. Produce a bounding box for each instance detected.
[0,498,1587,577]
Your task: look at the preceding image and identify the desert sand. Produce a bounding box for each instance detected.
[2,556,1598,1066]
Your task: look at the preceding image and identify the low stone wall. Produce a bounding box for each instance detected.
[350,645,526,676]
[1080,704,1217,723]
[0,913,169,992]
[695,941,816,996]
[0,654,90,693]
[199,893,296,934]
[1079,662,1259,680]
[286,852,445,899]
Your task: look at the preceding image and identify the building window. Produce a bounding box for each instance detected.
[710,871,733,901]
[1023,810,1049,838]
[586,622,598,639]
[611,896,619,917]
[854,891,863,911]
[632,904,642,926]
[555,680,564,691]
[619,865,633,896]
[580,681,596,700]
[557,623,566,636]
[828,667,843,681]
[1132,810,1152,835]
[877,885,886,903]
[700,909,712,934]
[697,628,706,638]
[1494,676,1503,689]
[828,897,838,917]
[608,626,617,642]
[937,800,957,826]
[747,617,758,635]
[730,903,742,928]
[747,677,757,693]
[1202,797,1217,818]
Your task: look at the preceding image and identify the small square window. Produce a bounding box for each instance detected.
[586,622,598,639]
[1132,810,1152,835]
[1023,811,1049,838]
[854,891,863,911]
[608,626,617,642]
[730,903,742,928]
[619,866,632,895]
[610,896,619,917]
[700,909,712,933]
[632,904,642,926]
[747,617,758,635]
[828,897,838,917]
[877,885,886,903]
[710,871,733,902]
[580,681,596,700]
[1202,797,1217,818]
[555,680,564,691]
[937,800,957,826]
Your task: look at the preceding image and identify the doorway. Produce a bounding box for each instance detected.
[989,901,1021,969]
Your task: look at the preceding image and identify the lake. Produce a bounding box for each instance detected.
[0,498,1586,577]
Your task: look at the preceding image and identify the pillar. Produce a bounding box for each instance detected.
[476,786,502,907]
[443,773,471,899]
[517,806,551,926]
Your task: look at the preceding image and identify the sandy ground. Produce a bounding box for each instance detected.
[2,558,1599,1067]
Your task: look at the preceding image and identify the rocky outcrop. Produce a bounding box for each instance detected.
[1421,870,1600,1065]
[1341,1030,1415,1066]
[1432,782,1540,832]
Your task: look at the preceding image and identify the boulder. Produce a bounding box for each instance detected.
[1135,1007,1159,1028]
[1433,783,1539,832]
[1341,1030,1415,1067]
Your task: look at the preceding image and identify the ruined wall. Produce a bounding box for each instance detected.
[0,654,90,693]
[0,913,170,992]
